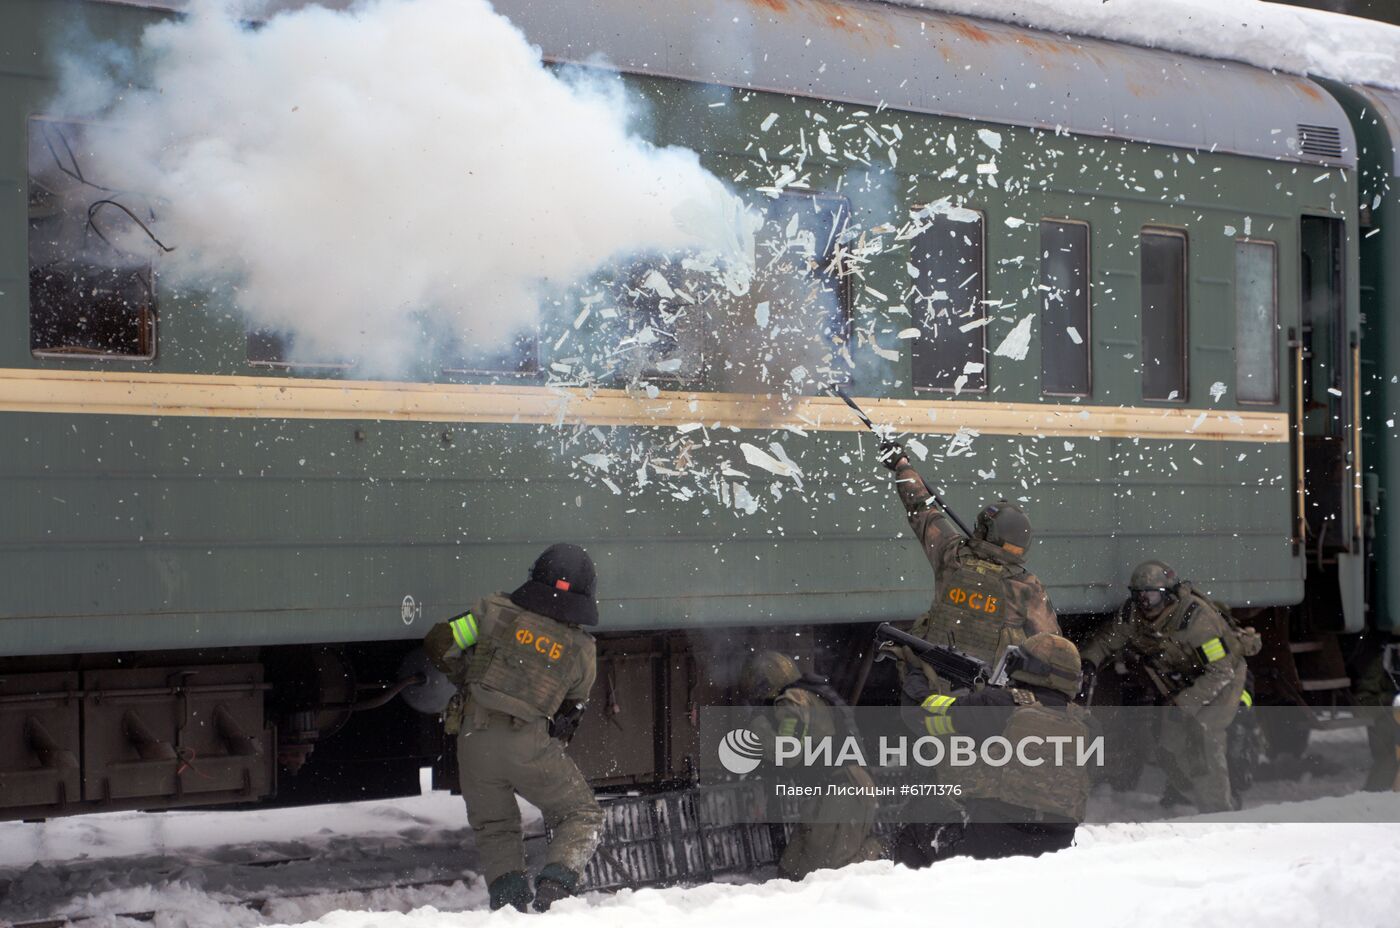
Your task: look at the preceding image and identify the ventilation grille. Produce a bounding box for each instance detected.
[1297,124,1343,159]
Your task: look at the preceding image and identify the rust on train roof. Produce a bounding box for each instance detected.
[88,0,1356,166]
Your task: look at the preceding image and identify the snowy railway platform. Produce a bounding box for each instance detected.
[4,745,1400,928]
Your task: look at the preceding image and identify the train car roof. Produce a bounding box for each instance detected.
[95,0,1356,168]
[1357,86,1400,176]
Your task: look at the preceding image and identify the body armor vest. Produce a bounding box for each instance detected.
[1130,593,1238,695]
[463,597,591,720]
[914,544,1027,667]
[962,690,1091,822]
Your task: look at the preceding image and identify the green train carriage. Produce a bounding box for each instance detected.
[0,0,1390,819]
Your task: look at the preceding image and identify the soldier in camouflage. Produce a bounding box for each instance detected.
[740,651,885,878]
[879,441,1059,694]
[1080,560,1261,813]
[423,543,604,912]
[898,633,1092,864]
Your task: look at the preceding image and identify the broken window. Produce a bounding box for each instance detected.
[28,119,157,359]
[601,260,705,383]
[1039,220,1091,396]
[1140,228,1188,402]
[908,206,986,392]
[761,191,852,344]
[441,331,540,376]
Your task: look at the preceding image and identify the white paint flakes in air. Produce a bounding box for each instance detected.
[579,452,612,470]
[740,442,802,480]
[1066,326,1083,345]
[946,427,980,457]
[993,314,1036,361]
[755,300,771,328]
[643,269,676,298]
[906,437,930,461]
[732,482,759,514]
[977,128,1003,151]
[897,328,921,339]
[760,112,779,132]
[1004,217,1026,228]
[1210,381,1228,402]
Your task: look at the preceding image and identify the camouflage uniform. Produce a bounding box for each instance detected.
[743,654,884,879]
[426,594,602,888]
[897,634,1090,865]
[891,459,1059,690]
[1081,580,1252,813]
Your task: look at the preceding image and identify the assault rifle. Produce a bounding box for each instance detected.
[875,623,1023,691]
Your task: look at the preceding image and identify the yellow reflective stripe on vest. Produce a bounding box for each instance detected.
[921,694,957,715]
[450,613,480,650]
[778,717,801,738]
[1240,690,1253,708]
[1200,637,1227,663]
[924,715,956,737]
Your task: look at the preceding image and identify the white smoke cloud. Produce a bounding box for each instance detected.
[53,0,756,373]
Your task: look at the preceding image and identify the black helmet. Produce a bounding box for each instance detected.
[973,500,1033,556]
[510,543,598,627]
[1128,560,1179,615]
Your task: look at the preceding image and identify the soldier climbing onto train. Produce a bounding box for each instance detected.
[422,543,604,913]
[1079,560,1262,813]
[875,436,1059,696]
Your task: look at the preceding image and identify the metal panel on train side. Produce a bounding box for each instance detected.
[0,0,1348,655]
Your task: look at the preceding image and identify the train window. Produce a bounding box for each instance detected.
[1140,229,1188,402]
[1235,240,1278,404]
[1039,220,1091,396]
[247,330,354,370]
[28,118,157,359]
[761,191,853,343]
[441,331,540,376]
[598,259,705,383]
[909,207,986,392]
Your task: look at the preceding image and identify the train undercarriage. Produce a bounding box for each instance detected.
[2,604,1394,827]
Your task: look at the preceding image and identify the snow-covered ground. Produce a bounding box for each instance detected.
[4,738,1399,928]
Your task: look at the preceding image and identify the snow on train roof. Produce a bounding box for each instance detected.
[100,0,1359,167]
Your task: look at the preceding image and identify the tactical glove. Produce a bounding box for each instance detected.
[878,439,906,471]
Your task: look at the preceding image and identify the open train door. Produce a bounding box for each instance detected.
[1298,213,1365,634]
[1282,209,1372,713]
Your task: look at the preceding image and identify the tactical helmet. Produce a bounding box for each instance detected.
[509,543,599,627]
[973,500,1033,557]
[1128,560,1179,616]
[739,651,801,703]
[1009,633,1083,698]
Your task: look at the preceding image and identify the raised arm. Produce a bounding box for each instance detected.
[889,455,961,570]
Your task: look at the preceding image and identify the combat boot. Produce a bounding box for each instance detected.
[488,871,533,912]
[532,863,581,912]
